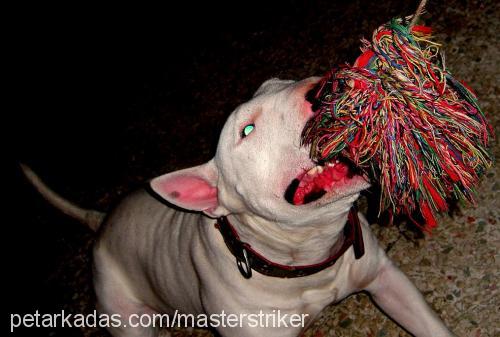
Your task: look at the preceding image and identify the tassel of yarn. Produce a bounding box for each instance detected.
[302,17,493,231]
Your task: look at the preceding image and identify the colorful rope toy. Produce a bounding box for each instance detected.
[302,16,493,230]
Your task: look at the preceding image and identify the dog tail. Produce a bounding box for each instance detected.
[20,163,105,231]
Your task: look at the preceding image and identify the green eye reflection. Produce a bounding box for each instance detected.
[241,124,255,138]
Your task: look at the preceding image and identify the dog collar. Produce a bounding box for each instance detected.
[215,207,364,279]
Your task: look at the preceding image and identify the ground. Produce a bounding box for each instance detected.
[10,0,498,336]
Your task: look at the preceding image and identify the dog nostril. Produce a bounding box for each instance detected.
[304,86,323,114]
[305,87,316,104]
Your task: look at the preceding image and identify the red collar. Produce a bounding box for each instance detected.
[215,208,365,279]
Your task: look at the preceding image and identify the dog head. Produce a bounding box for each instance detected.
[150,77,370,225]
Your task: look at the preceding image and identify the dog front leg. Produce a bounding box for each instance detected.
[365,260,455,337]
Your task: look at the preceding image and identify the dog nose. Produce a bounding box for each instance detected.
[302,97,315,119]
[296,77,321,120]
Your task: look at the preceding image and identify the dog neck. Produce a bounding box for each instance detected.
[225,211,349,266]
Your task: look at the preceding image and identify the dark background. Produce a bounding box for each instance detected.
[7,1,497,336]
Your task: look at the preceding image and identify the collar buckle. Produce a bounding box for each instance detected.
[215,207,364,279]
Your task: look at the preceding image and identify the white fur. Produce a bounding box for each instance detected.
[92,77,455,336]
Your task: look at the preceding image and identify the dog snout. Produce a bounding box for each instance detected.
[294,77,321,120]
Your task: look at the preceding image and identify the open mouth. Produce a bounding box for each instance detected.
[284,158,358,205]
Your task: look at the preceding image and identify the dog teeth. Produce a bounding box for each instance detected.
[306,165,323,176]
[326,160,340,167]
[306,167,318,176]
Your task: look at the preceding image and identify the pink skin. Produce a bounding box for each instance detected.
[153,175,218,208]
[298,84,316,120]
[149,161,221,216]
[292,162,355,205]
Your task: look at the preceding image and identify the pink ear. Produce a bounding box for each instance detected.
[150,160,219,213]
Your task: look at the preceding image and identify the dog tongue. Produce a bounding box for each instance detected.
[293,162,350,205]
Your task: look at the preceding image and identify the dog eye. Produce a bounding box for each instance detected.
[241,124,255,138]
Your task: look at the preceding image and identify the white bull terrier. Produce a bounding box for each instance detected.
[22,77,455,337]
